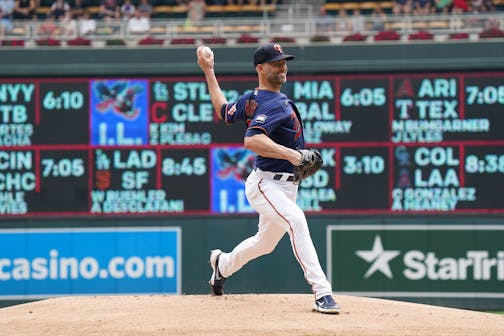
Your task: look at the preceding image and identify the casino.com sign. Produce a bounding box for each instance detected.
[327,225,504,298]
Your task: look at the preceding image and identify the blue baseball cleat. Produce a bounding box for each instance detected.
[313,295,341,314]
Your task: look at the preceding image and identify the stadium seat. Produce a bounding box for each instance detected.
[408,30,434,40]
[374,30,400,41]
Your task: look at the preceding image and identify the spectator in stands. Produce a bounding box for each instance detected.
[78,8,96,35]
[225,0,275,4]
[127,8,150,34]
[350,9,365,33]
[225,0,244,5]
[451,0,469,13]
[98,0,120,21]
[249,0,279,5]
[38,12,58,36]
[12,0,36,20]
[371,3,387,31]
[335,8,350,34]
[60,10,76,36]
[466,0,487,27]
[227,0,279,4]
[484,14,500,30]
[393,0,413,15]
[315,5,334,33]
[433,0,452,13]
[137,0,153,18]
[121,0,135,20]
[483,0,496,11]
[466,0,495,13]
[470,0,485,11]
[187,0,206,22]
[413,0,431,14]
[72,0,85,19]
[0,0,15,35]
[50,0,71,19]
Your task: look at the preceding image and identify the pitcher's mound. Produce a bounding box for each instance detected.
[0,294,503,336]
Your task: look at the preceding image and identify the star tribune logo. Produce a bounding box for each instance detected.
[356,235,400,279]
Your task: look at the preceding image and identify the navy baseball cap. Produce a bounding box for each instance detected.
[253,43,295,66]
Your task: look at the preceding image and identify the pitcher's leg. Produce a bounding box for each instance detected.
[287,210,332,299]
[218,216,286,278]
[269,193,333,299]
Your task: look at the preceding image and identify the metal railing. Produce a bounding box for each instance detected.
[1,11,502,44]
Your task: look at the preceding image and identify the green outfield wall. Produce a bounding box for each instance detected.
[0,41,502,75]
[0,216,503,310]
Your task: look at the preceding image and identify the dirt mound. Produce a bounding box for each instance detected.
[0,294,503,336]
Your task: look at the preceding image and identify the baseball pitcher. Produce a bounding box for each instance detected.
[196,42,340,314]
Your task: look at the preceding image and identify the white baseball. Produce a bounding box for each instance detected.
[200,46,213,58]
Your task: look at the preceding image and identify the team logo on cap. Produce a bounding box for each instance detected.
[273,44,283,53]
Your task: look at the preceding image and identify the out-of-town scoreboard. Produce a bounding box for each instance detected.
[1,72,503,216]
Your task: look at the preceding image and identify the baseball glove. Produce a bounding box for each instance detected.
[293,149,323,183]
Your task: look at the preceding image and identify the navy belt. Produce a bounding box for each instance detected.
[274,174,294,182]
[254,167,295,182]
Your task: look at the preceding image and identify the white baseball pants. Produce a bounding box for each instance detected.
[217,168,333,300]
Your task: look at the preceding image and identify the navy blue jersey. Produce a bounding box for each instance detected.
[221,89,305,173]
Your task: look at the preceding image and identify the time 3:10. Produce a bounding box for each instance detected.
[343,155,385,175]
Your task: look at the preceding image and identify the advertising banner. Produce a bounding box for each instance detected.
[0,227,181,299]
[328,225,504,298]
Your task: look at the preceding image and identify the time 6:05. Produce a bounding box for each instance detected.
[340,88,386,107]
[162,157,207,176]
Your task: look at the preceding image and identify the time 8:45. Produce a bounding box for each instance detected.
[162,157,207,176]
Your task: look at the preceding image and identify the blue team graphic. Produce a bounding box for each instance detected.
[211,147,255,213]
[0,228,181,298]
[90,79,149,146]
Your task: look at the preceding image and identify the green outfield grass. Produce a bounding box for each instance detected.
[486,311,504,315]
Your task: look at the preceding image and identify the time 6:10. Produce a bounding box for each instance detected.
[43,91,84,110]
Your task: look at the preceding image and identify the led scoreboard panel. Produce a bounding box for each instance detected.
[0,72,503,217]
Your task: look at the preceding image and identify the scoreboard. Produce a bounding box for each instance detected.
[0,72,503,217]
